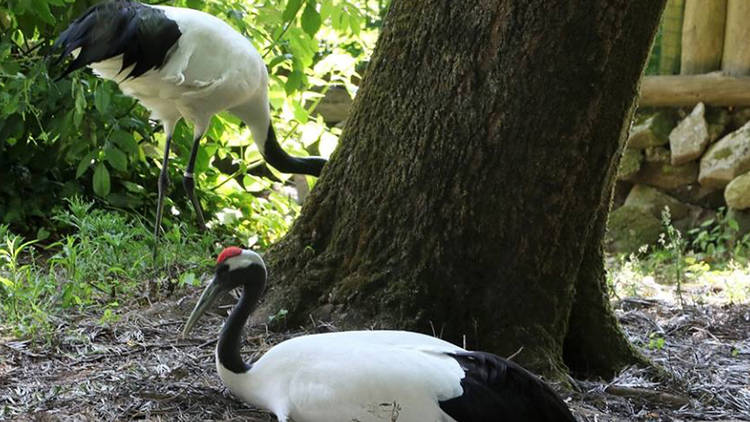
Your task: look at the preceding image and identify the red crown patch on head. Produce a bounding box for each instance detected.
[217,246,243,264]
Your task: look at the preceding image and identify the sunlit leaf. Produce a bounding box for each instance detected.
[285,70,304,94]
[301,2,321,37]
[283,0,303,21]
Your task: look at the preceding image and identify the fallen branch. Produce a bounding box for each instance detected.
[604,384,691,408]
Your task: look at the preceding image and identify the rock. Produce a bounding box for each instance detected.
[632,161,698,190]
[725,171,750,210]
[612,181,633,210]
[668,183,725,209]
[627,112,675,149]
[699,121,750,188]
[706,106,730,142]
[644,146,671,163]
[731,107,750,129]
[605,205,663,253]
[314,86,353,124]
[669,102,709,165]
[624,184,692,220]
[617,148,643,180]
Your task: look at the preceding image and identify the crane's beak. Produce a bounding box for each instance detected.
[182,275,222,337]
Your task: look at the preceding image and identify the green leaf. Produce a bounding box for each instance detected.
[121,181,145,193]
[30,0,55,24]
[301,2,321,37]
[104,147,128,172]
[93,163,111,197]
[76,151,96,178]
[268,54,291,70]
[111,130,138,155]
[348,11,361,35]
[94,85,111,114]
[287,28,316,67]
[75,86,86,115]
[293,102,309,123]
[285,70,304,94]
[283,0,303,21]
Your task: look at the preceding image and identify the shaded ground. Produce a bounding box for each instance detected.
[1,289,749,421]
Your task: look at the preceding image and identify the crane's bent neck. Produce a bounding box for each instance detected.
[216,281,263,373]
[230,102,326,177]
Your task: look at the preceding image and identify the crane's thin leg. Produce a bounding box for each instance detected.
[153,133,173,260]
[183,131,206,231]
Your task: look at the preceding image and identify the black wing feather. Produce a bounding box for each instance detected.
[439,351,576,422]
[52,0,181,80]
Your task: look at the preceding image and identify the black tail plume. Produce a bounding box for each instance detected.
[51,0,181,81]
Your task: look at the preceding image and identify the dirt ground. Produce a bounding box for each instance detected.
[1,290,749,421]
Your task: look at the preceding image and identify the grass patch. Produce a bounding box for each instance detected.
[0,197,239,337]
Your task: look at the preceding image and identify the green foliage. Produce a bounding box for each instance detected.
[647,332,665,350]
[688,208,750,263]
[0,198,223,336]
[1,0,388,237]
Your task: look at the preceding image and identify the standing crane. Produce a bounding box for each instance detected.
[52,0,326,252]
[182,247,578,422]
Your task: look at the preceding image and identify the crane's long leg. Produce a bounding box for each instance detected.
[153,132,173,259]
[183,130,207,231]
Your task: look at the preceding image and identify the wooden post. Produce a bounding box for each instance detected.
[722,0,750,75]
[659,0,685,75]
[681,0,727,74]
[640,73,750,106]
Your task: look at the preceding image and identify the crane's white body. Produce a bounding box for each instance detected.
[88,5,269,142]
[217,330,465,422]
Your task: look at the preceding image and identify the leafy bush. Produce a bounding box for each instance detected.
[1,0,387,238]
[688,207,750,263]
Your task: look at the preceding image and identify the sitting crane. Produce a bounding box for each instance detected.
[52,0,326,253]
[182,247,577,422]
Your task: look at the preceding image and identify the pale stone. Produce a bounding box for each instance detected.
[644,146,671,163]
[670,102,710,165]
[699,121,750,188]
[624,184,692,220]
[724,171,750,210]
[668,183,725,209]
[627,112,674,149]
[314,86,353,124]
[605,205,662,253]
[617,148,643,181]
[632,161,698,190]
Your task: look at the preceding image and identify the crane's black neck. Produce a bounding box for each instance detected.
[262,125,327,177]
[217,270,265,374]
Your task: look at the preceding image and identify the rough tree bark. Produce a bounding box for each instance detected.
[261,0,665,379]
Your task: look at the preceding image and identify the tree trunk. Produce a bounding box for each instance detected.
[262,0,665,380]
